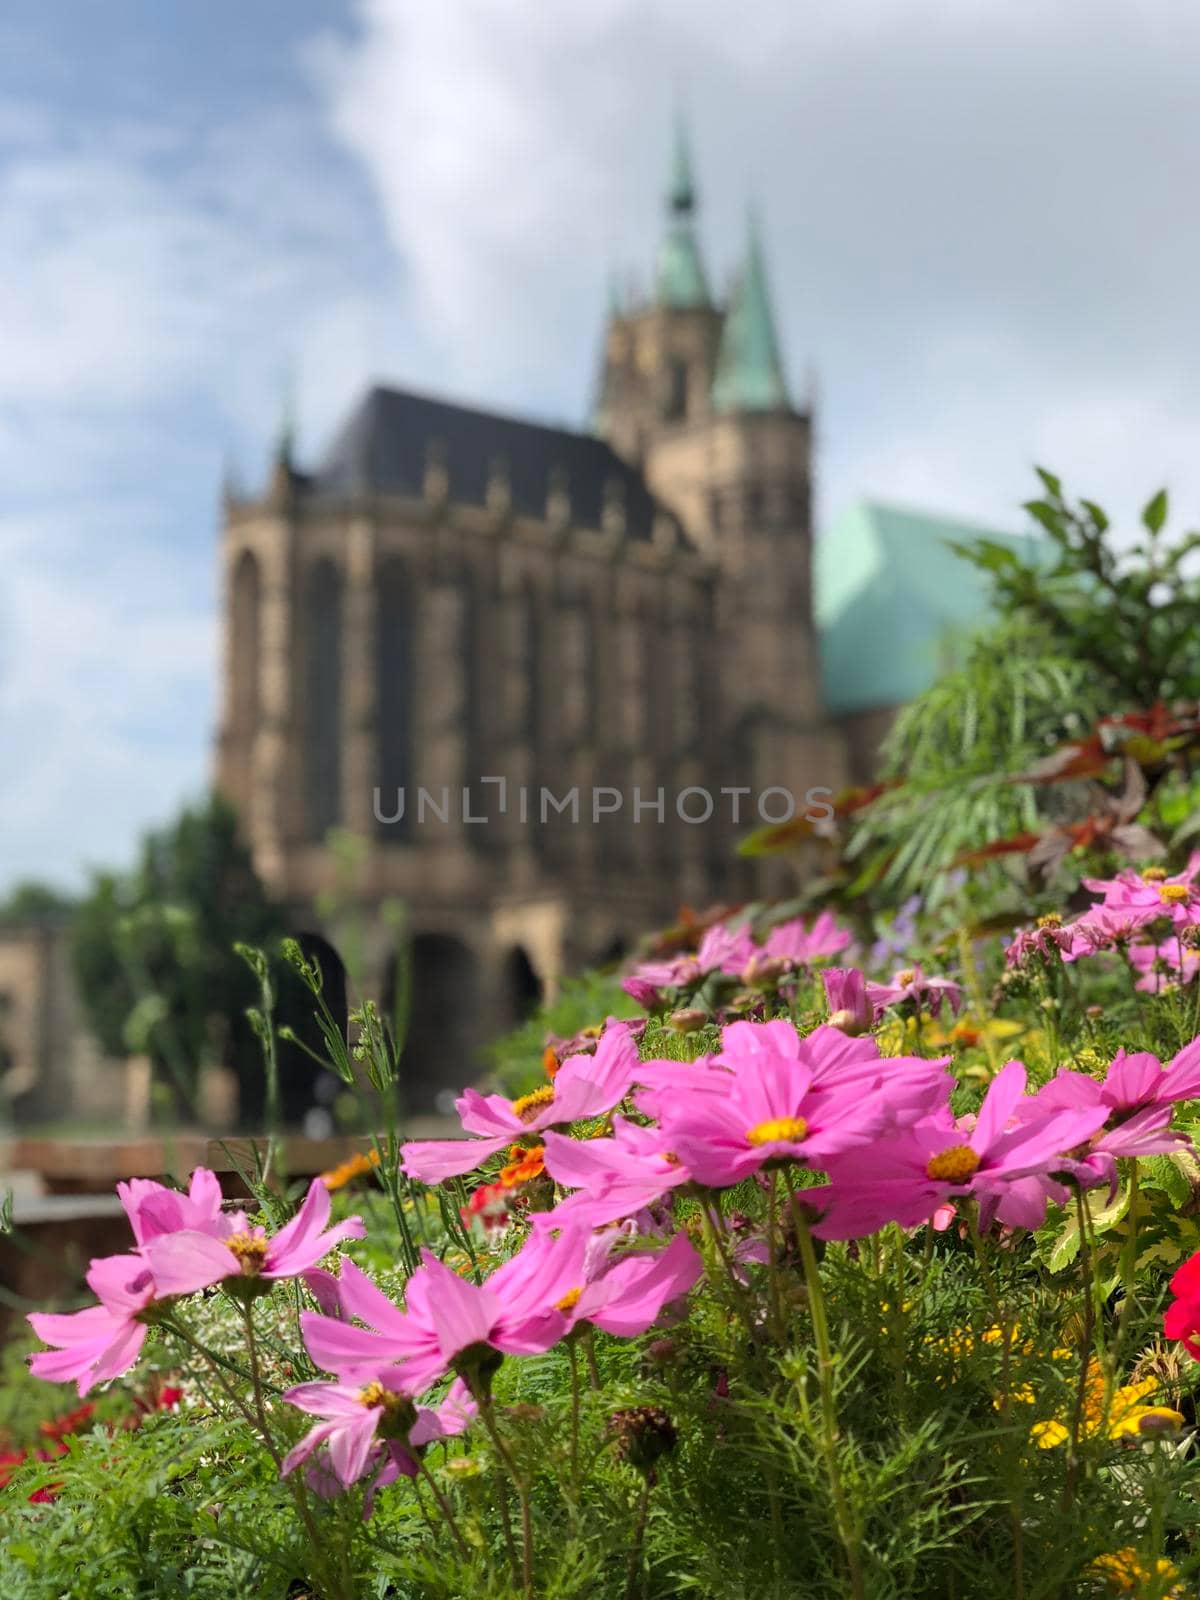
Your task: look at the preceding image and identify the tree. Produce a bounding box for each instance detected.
[72,795,284,1125]
[845,474,1200,904]
[0,882,75,924]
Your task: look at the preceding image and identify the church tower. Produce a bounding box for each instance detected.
[594,131,844,870]
[592,118,724,464]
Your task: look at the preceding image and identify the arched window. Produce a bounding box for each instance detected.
[521,580,543,757]
[461,567,485,792]
[305,559,343,840]
[229,550,260,737]
[376,557,414,840]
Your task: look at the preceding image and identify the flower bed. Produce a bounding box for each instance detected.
[12,870,1200,1598]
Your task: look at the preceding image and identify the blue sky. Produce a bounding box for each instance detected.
[5,0,1200,894]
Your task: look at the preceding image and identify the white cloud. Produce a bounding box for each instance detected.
[312,0,1200,530]
[0,100,400,891]
[7,0,1200,891]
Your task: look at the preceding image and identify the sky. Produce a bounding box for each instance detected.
[3,0,1200,894]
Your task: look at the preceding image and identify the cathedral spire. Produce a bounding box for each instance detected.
[711,209,790,413]
[655,114,711,310]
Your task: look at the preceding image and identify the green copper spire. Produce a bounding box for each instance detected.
[711,212,790,413]
[655,116,711,309]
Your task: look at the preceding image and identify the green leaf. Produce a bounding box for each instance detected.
[1035,466,1063,498]
[1142,488,1168,535]
[1142,1154,1193,1209]
[1079,499,1110,533]
[1023,499,1062,536]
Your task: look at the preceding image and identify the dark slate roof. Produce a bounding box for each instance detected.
[310,385,678,543]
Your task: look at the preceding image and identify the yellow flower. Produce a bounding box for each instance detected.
[320,1147,381,1192]
[1088,1547,1185,1596]
[1032,1364,1183,1449]
[924,1014,1024,1051]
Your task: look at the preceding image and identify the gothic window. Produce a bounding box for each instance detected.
[520,579,544,760]
[305,558,343,841]
[229,549,260,737]
[461,568,485,788]
[662,356,688,422]
[556,580,596,746]
[376,557,414,840]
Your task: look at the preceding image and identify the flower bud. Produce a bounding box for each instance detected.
[607,1405,677,1474]
[667,1008,708,1034]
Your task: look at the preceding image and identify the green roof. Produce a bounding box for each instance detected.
[655,117,711,310]
[815,502,1043,715]
[711,216,789,412]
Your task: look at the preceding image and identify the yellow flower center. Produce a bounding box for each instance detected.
[1159,882,1190,904]
[1036,913,1062,928]
[357,1380,402,1411]
[511,1085,556,1124]
[926,1145,981,1183]
[746,1115,809,1147]
[895,969,916,987]
[555,1287,583,1313]
[226,1233,268,1275]
[1141,866,1169,882]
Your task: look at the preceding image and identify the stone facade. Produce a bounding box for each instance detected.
[215,138,847,1108]
[0,919,125,1127]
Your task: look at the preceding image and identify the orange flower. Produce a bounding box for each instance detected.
[320,1148,381,1192]
[499,1143,546,1188]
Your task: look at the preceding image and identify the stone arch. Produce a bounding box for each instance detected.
[305,559,343,840]
[375,556,415,840]
[501,945,543,1029]
[229,549,260,737]
[388,933,481,1114]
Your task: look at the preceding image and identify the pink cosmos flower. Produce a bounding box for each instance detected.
[815,1061,1111,1238]
[116,1168,226,1245]
[621,976,665,1009]
[646,1022,951,1190]
[138,1178,365,1298]
[281,1366,475,1515]
[866,965,963,1019]
[1005,920,1075,968]
[822,968,872,1032]
[625,922,758,992]
[1129,939,1200,992]
[302,1226,700,1392]
[29,1254,158,1396]
[1082,856,1200,931]
[763,911,852,968]
[542,1115,692,1228]
[400,1023,639,1184]
[1037,1043,1200,1118]
[1060,907,1146,961]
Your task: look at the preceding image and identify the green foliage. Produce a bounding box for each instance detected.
[958,471,1200,707]
[71,794,283,1123]
[846,617,1103,899]
[0,883,75,926]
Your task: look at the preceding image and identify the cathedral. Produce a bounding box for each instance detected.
[215,126,847,1108]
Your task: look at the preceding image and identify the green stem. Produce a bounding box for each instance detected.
[1061,1189,1097,1516]
[568,1338,582,1504]
[416,1453,472,1561]
[964,1208,1024,1600]
[623,1475,652,1600]
[789,1196,865,1600]
[478,1395,532,1598]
